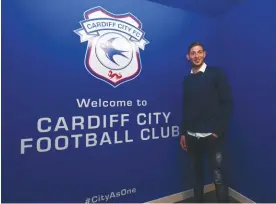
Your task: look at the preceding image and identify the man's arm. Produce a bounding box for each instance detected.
[214,68,233,137]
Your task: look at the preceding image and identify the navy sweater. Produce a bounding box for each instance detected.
[181,66,233,137]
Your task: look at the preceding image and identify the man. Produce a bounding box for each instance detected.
[180,42,233,202]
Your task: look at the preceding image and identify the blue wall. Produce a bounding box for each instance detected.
[2,0,219,203]
[217,0,276,202]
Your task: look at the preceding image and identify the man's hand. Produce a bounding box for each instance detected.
[180,135,188,151]
[212,133,218,138]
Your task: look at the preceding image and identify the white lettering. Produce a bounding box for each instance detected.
[21,138,33,154]
[71,134,82,148]
[141,128,150,140]
[137,113,146,125]
[152,127,159,139]
[55,136,69,150]
[37,118,51,133]
[163,112,171,123]
[161,126,170,138]
[100,132,112,145]
[76,98,133,108]
[88,116,100,129]
[121,189,127,196]
[141,126,180,140]
[37,114,131,131]
[125,130,133,143]
[152,112,161,124]
[21,129,135,154]
[114,131,123,144]
[88,187,136,203]
[103,101,108,107]
[172,126,179,137]
[72,116,84,130]
[54,117,69,131]
[106,192,112,201]
[86,133,97,147]
[92,196,97,203]
[110,114,119,127]
[37,137,51,152]
[121,114,129,126]
[137,112,171,125]
[76,98,90,108]
[103,115,107,128]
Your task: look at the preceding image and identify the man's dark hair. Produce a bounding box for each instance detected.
[187,42,204,53]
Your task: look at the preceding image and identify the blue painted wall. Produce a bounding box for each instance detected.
[217,0,276,202]
[1,0,219,202]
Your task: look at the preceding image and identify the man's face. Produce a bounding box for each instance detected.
[186,45,206,67]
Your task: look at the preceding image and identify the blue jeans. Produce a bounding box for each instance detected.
[186,134,229,202]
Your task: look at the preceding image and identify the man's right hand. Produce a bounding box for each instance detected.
[180,135,187,151]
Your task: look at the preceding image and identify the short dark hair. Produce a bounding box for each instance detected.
[187,42,204,53]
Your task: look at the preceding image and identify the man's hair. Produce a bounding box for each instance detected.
[187,42,204,53]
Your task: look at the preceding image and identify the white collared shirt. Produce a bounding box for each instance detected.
[190,62,207,74]
[187,62,212,138]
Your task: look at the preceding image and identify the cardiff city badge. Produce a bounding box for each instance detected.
[74,6,149,87]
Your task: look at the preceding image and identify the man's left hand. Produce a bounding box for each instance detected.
[212,133,218,138]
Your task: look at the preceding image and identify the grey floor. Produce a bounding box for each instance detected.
[178,190,239,203]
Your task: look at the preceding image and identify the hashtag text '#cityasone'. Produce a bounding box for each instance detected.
[85,188,137,203]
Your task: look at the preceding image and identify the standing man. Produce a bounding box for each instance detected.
[180,42,233,202]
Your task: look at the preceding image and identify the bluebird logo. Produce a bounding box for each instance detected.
[74,6,149,87]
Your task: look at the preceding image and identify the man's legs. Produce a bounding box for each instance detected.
[186,136,205,202]
[206,136,229,202]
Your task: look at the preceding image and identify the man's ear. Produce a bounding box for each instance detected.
[203,50,206,58]
[186,54,190,61]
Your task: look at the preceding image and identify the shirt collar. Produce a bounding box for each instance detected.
[190,62,207,74]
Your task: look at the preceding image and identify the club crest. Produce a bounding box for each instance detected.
[74,6,149,87]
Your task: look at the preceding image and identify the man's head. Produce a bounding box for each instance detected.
[186,42,206,68]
